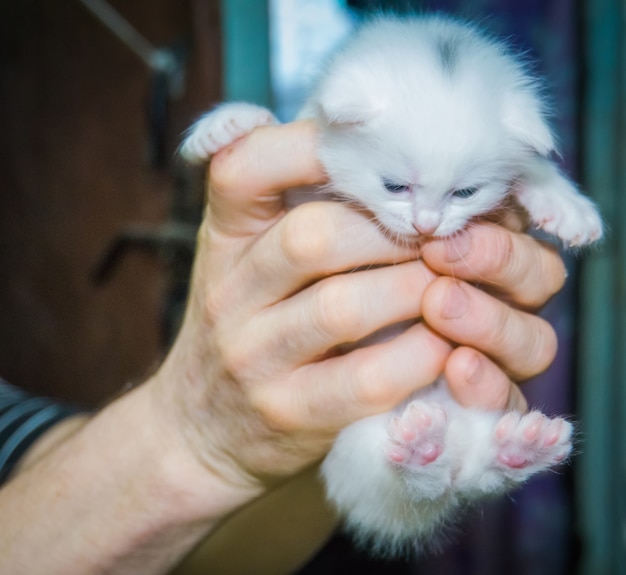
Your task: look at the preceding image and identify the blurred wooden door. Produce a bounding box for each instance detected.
[0,0,221,405]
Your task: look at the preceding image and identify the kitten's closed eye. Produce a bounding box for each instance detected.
[383,178,411,194]
[452,187,478,199]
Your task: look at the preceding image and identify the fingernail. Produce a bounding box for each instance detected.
[465,353,484,386]
[442,281,470,319]
[444,230,472,262]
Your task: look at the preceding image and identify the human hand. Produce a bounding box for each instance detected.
[421,222,566,412]
[0,120,566,575]
[152,121,450,499]
[151,120,566,510]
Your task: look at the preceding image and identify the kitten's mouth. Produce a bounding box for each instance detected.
[383,230,423,249]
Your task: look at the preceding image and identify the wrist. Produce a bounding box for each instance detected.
[150,322,272,495]
[0,381,262,575]
[111,381,263,528]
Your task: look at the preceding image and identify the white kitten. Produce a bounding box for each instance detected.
[180,15,602,556]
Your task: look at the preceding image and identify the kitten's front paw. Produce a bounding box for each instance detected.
[529,192,603,247]
[516,161,604,247]
[179,102,277,164]
[494,411,572,479]
[386,401,447,467]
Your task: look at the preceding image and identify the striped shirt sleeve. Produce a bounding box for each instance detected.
[0,379,83,485]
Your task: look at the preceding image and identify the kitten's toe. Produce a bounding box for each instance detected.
[387,401,447,467]
[530,194,603,247]
[179,103,277,164]
[179,131,218,164]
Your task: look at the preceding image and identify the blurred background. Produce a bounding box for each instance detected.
[0,0,623,573]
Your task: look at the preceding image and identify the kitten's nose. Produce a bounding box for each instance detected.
[413,210,441,235]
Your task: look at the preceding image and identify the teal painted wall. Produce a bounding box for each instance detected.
[221,0,271,105]
[578,0,625,573]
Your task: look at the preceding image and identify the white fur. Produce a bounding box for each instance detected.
[179,102,276,164]
[180,14,601,556]
[322,379,572,555]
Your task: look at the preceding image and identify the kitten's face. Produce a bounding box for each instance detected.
[318,112,523,239]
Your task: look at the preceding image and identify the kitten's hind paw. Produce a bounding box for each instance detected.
[179,102,277,164]
[386,401,447,468]
[494,411,572,480]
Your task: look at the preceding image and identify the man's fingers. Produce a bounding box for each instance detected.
[207,202,420,317]
[238,260,436,369]
[252,323,452,431]
[207,120,325,237]
[422,277,557,380]
[445,347,528,412]
[421,223,566,309]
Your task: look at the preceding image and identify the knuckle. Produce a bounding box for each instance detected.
[208,147,243,195]
[201,285,261,381]
[215,330,255,383]
[311,277,363,340]
[516,241,566,309]
[202,289,224,327]
[532,318,558,372]
[280,204,336,268]
[352,360,394,409]
[494,311,557,377]
[490,308,514,350]
[249,387,298,433]
[487,227,517,278]
[202,277,236,327]
[541,243,567,297]
[199,279,259,382]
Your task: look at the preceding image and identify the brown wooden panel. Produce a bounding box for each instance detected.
[0,0,221,405]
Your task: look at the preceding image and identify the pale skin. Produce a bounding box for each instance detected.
[0,121,566,575]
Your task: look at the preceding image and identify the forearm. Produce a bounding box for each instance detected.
[11,413,88,474]
[3,381,337,575]
[0,383,258,575]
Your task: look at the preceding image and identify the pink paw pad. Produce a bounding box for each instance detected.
[386,401,447,467]
[494,411,572,471]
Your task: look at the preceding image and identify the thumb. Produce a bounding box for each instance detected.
[206,120,325,238]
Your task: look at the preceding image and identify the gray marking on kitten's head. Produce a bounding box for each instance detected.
[436,35,459,74]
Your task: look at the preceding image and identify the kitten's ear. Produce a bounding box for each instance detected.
[503,91,556,156]
[316,72,384,125]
